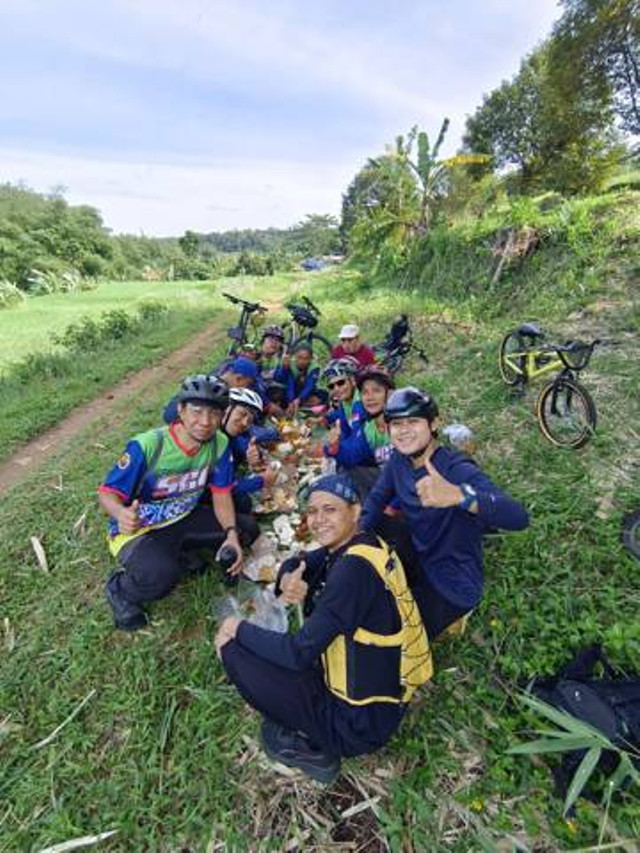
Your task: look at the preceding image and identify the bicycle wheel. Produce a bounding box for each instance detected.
[304,331,333,360]
[621,511,640,560]
[499,331,527,386]
[536,378,597,449]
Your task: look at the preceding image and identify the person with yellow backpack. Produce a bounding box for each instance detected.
[214,474,432,784]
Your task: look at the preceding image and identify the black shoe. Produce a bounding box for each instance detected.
[260,718,340,785]
[105,574,148,632]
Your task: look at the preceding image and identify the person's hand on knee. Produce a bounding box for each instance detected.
[215,616,241,659]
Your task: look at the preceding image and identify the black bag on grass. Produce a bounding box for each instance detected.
[531,645,640,803]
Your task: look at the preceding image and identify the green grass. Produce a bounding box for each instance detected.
[0,275,296,371]
[0,273,306,462]
[1,240,639,848]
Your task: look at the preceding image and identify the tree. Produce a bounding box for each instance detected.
[178,229,200,258]
[289,214,341,257]
[551,0,640,137]
[343,121,486,262]
[463,44,620,194]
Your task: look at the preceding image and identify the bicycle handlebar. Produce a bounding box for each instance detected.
[301,295,322,315]
[222,292,267,313]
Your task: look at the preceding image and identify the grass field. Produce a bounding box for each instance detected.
[0,275,302,371]
[1,255,639,850]
[0,273,310,462]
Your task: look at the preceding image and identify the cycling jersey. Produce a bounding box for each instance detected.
[99,423,233,556]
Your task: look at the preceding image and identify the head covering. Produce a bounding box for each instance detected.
[384,386,438,422]
[339,323,359,339]
[293,340,313,354]
[229,356,258,380]
[306,474,360,505]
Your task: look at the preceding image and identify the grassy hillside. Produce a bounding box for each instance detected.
[0,194,638,851]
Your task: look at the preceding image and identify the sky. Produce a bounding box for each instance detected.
[0,0,563,236]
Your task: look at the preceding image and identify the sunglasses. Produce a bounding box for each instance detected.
[328,378,348,390]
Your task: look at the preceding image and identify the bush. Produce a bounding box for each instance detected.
[0,280,26,309]
[138,300,168,322]
[101,309,139,340]
[52,316,103,351]
[50,301,170,353]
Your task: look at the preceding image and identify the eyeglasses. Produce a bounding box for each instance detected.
[328,378,348,390]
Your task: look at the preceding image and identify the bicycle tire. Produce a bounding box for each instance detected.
[290,331,332,359]
[499,331,527,386]
[380,350,404,376]
[621,510,640,560]
[536,377,597,449]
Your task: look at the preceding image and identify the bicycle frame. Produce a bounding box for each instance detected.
[502,347,565,382]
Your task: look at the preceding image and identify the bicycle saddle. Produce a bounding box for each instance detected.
[517,322,544,339]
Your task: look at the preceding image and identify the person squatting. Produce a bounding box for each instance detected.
[98,317,528,783]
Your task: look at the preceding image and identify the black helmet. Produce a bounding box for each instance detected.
[356,364,395,390]
[261,324,285,343]
[178,374,230,409]
[384,387,438,423]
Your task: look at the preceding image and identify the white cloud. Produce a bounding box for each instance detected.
[0,148,354,235]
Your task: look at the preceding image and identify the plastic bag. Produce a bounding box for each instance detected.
[247,588,288,633]
[442,423,476,454]
[243,533,279,583]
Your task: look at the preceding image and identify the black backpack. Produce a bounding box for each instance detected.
[531,645,640,805]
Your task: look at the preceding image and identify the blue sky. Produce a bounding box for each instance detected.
[0,0,562,235]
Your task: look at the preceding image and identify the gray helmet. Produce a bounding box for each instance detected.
[321,357,358,383]
[178,374,230,409]
[261,324,285,343]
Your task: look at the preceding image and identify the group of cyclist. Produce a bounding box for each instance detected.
[98,310,529,784]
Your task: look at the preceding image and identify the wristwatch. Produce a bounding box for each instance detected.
[458,483,478,512]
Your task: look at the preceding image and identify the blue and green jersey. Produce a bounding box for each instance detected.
[99,423,232,556]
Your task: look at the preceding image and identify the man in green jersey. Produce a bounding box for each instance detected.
[98,375,242,631]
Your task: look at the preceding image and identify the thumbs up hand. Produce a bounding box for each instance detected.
[246,436,261,469]
[118,498,141,533]
[280,561,308,605]
[415,456,464,509]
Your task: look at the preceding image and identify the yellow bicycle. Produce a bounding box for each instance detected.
[498,322,607,449]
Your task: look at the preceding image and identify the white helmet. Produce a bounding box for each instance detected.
[229,387,264,417]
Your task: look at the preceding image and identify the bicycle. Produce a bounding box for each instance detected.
[222,292,268,356]
[373,314,429,376]
[282,295,332,358]
[498,322,610,449]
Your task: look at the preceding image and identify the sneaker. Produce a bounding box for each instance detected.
[260,717,340,785]
[105,574,148,632]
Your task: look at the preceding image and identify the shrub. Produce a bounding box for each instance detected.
[0,280,26,309]
[138,300,168,322]
[101,309,139,340]
[52,316,103,351]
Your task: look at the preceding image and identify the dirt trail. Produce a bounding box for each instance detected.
[0,320,226,496]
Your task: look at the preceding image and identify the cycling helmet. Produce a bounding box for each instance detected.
[261,324,285,343]
[177,374,230,409]
[384,387,438,423]
[228,387,264,417]
[322,358,358,383]
[356,365,395,390]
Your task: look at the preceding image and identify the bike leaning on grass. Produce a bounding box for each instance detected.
[373,314,428,376]
[282,295,332,358]
[222,292,268,356]
[498,322,615,449]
